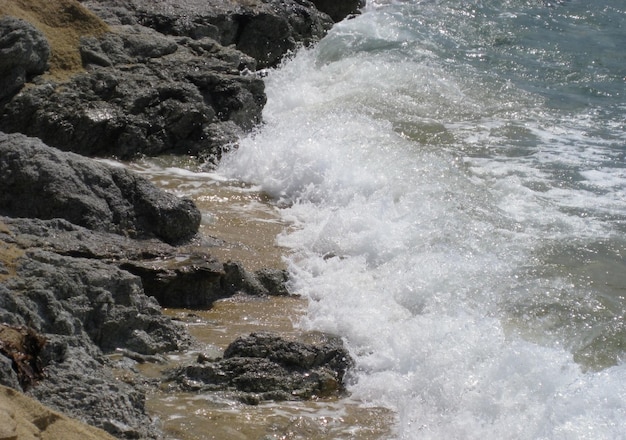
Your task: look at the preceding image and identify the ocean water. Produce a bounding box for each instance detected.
[217,1,626,438]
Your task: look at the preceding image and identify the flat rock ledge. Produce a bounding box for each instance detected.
[167,332,354,404]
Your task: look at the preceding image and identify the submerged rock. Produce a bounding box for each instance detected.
[168,332,354,402]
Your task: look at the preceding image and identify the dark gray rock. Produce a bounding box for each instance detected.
[1,216,291,309]
[0,213,296,436]
[0,16,50,103]
[310,0,365,22]
[0,0,333,159]
[120,255,227,308]
[82,0,334,68]
[0,248,190,355]
[0,132,201,244]
[29,341,162,439]
[0,24,265,159]
[168,332,353,402]
[120,258,291,308]
[0,234,191,438]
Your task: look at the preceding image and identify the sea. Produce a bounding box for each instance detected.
[213,0,626,438]
[136,0,626,440]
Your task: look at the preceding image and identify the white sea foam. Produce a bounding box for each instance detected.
[219,2,626,438]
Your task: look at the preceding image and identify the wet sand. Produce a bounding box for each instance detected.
[134,161,394,439]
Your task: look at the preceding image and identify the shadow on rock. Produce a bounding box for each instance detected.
[167,332,354,404]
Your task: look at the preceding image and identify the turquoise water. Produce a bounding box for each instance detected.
[218,1,626,438]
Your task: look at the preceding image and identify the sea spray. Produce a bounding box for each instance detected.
[219,1,626,438]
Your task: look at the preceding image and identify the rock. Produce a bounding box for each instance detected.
[25,347,159,439]
[0,351,20,391]
[0,25,265,159]
[0,248,190,355]
[83,0,334,68]
[168,332,353,402]
[310,0,365,23]
[0,212,297,435]
[0,16,50,103]
[119,258,291,308]
[0,132,201,244]
[0,0,334,159]
[1,215,290,308]
[0,218,193,437]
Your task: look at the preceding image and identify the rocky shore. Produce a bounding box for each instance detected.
[0,0,363,438]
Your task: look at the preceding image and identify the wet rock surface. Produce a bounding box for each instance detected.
[311,0,365,22]
[168,332,353,403]
[0,235,191,437]
[81,0,334,68]
[0,209,300,437]
[0,28,266,159]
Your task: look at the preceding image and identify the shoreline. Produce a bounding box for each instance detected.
[140,166,393,439]
[0,1,371,438]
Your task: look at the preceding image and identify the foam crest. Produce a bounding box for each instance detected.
[218,1,626,438]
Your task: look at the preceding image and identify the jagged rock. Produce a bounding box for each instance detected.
[0,16,50,103]
[0,24,265,159]
[0,0,333,159]
[1,216,290,308]
[82,0,334,68]
[0,132,201,244]
[0,224,192,438]
[120,258,290,308]
[168,332,353,402]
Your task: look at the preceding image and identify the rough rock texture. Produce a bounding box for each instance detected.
[0,239,191,438]
[0,213,297,436]
[0,324,46,390]
[120,258,289,308]
[81,0,334,68]
[0,16,50,103]
[0,132,201,244]
[0,0,350,437]
[2,215,289,308]
[168,332,353,403]
[0,0,335,160]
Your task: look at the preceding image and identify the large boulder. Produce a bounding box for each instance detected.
[0,132,201,244]
[0,0,334,159]
[0,16,50,103]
